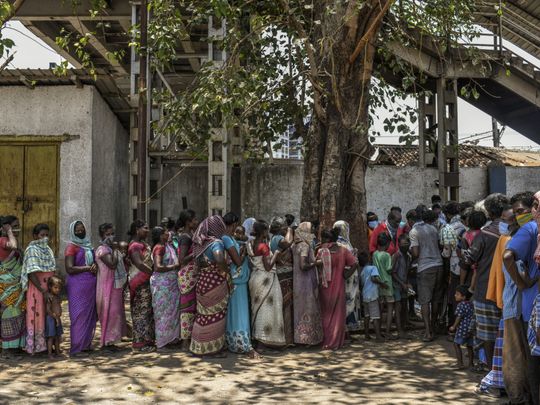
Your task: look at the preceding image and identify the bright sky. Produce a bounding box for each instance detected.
[2,21,539,149]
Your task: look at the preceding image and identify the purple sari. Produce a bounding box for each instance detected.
[65,243,97,354]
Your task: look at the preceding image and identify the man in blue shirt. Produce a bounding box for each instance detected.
[504,191,540,405]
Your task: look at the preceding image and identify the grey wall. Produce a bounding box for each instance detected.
[0,85,129,258]
[241,160,303,221]
[91,87,130,241]
[160,165,208,220]
[506,167,540,197]
[0,85,93,257]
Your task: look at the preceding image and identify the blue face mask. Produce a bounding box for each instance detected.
[399,221,406,228]
[368,221,378,230]
[498,222,510,236]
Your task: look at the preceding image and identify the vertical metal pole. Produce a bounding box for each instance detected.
[418,97,426,168]
[498,0,503,55]
[492,118,500,147]
[137,0,148,221]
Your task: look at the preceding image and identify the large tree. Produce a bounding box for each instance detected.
[0,0,479,248]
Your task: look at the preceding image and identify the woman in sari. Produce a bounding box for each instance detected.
[334,220,361,333]
[292,222,323,345]
[0,216,26,355]
[95,223,127,350]
[176,209,199,351]
[150,226,180,350]
[317,229,359,350]
[270,218,294,346]
[248,220,285,349]
[127,220,155,353]
[22,223,57,355]
[222,212,259,357]
[190,215,230,356]
[65,220,97,356]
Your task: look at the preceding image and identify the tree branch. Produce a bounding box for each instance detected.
[1,0,26,25]
[348,0,395,65]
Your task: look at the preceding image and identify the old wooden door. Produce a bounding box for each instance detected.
[0,144,59,254]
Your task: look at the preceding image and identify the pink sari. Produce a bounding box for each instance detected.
[96,245,127,347]
[26,271,54,354]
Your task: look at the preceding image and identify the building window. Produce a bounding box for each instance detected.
[212,141,223,161]
[212,175,223,196]
[149,179,159,200]
[149,209,158,228]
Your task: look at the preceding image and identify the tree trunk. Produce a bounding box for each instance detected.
[300,0,389,250]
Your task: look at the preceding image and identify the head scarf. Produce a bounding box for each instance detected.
[21,238,56,291]
[192,215,226,258]
[69,220,94,265]
[533,191,540,265]
[243,218,256,241]
[333,220,353,251]
[294,222,315,245]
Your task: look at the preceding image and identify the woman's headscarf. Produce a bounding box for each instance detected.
[192,215,226,258]
[69,220,94,265]
[294,222,315,245]
[333,220,353,251]
[532,191,540,264]
[243,217,256,241]
[21,238,56,291]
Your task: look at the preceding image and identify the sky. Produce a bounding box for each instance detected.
[2,21,539,150]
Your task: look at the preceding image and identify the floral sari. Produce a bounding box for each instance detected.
[0,247,26,349]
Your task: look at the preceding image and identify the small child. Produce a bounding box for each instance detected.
[449,285,474,369]
[359,251,386,341]
[45,275,64,359]
[372,233,395,340]
[233,225,248,244]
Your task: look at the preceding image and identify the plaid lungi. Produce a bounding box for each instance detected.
[474,300,501,343]
[481,319,505,389]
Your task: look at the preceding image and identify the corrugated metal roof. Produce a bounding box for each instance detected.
[0,68,132,128]
[373,144,540,167]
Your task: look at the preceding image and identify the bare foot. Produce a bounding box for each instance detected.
[248,350,263,359]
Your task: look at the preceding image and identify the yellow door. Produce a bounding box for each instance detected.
[0,145,25,224]
[0,144,59,254]
[24,145,59,254]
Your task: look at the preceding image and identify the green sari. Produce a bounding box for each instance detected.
[0,251,26,349]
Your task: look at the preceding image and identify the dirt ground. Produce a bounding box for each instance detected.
[1,306,504,404]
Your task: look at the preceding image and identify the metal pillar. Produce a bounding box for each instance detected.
[436,78,460,202]
[136,0,148,221]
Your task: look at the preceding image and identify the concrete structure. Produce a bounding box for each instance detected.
[0,85,129,257]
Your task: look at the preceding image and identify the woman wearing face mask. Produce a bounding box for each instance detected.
[0,216,26,356]
[95,223,127,351]
[21,223,57,354]
[65,220,97,357]
[366,212,379,242]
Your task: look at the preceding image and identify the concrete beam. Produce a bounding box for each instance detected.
[14,0,131,18]
[492,66,540,108]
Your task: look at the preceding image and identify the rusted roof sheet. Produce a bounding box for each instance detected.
[373,144,540,167]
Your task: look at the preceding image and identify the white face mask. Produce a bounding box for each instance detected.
[41,237,49,244]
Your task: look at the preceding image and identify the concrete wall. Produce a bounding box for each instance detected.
[160,165,209,220]
[506,167,540,197]
[91,87,130,240]
[241,160,303,221]
[0,85,129,258]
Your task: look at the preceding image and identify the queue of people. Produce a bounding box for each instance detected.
[0,192,539,404]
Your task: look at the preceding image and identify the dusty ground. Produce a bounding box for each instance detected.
[0,306,504,404]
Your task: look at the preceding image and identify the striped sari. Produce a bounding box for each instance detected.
[178,233,197,340]
[190,241,230,355]
[0,251,26,349]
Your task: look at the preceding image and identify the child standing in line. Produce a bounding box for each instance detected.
[449,285,475,369]
[373,233,396,340]
[45,275,64,359]
[392,234,412,339]
[359,251,386,341]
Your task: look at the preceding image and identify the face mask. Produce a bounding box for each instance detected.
[42,237,49,244]
[368,221,378,230]
[399,221,406,228]
[102,235,114,245]
[498,222,510,236]
[75,231,86,240]
[516,213,533,227]
[399,245,410,253]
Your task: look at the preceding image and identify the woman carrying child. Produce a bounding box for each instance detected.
[316,229,358,350]
[95,223,127,350]
[150,226,180,350]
